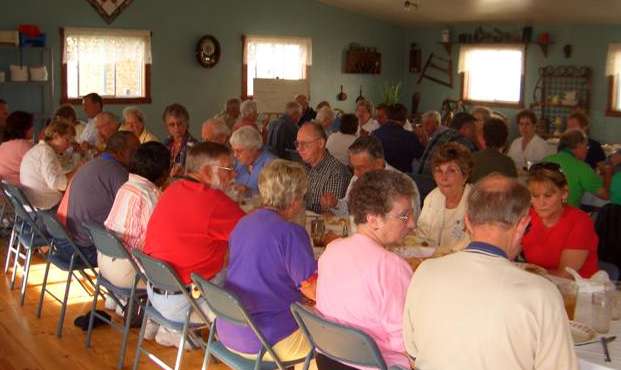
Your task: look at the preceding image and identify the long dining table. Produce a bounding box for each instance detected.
[577,320,621,370]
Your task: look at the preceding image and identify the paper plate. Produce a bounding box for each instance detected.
[570,321,596,345]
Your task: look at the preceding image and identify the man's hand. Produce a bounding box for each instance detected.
[170,163,183,178]
[320,192,337,211]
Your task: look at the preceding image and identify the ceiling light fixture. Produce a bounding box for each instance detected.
[404,0,419,11]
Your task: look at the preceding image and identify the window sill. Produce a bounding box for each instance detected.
[605,109,621,117]
[463,99,524,109]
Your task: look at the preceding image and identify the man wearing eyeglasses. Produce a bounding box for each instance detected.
[296,122,351,213]
[143,142,244,346]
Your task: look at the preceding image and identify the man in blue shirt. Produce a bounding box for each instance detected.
[230,126,276,195]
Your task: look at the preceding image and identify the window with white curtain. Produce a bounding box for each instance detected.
[243,35,312,96]
[62,27,152,102]
[606,43,621,113]
[458,44,525,105]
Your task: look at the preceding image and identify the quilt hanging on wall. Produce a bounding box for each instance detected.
[86,0,134,24]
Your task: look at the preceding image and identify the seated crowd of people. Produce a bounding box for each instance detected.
[1,91,621,370]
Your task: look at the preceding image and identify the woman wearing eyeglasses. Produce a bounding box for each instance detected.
[416,142,473,250]
[522,162,598,278]
[162,103,198,177]
[316,170,415,370]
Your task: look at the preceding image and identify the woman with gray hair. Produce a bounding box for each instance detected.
[316,169,415,370]
[121,106,159,143]
[217,159,317,362]
[233,100,259,132]
[315,106,336,135]
[230,126,276,195]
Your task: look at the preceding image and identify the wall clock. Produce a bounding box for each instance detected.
[196,35,221,68]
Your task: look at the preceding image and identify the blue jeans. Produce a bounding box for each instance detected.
[53,237,98,267]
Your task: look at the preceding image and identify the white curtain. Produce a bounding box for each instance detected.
[63,27,152,65]
[606,43,621,76]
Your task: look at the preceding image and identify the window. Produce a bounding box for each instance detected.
[242,35,312,97]
[61,27,152,104]
[458,44,525,106]
[606,43,621,115]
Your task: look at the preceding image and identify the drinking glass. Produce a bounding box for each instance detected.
[556,281,577,321]
[592,291,612,333]
[610,281,621,321]
[310,218,325,246]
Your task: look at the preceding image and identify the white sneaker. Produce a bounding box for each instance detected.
[114,299,127,317]
[104,296,117,311]
[144,319,159,341]
[155,327,192,350]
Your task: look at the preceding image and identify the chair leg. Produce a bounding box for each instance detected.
[9,242,22,289]
[174,309,192,370]
[19,246,34,306]
[201,322,217,370]
[3,220,17,274]
[85,277,101,348]
[117,282,138,369]
[131,309,150,370]
[56,258,75,338]
[36,259,52,318]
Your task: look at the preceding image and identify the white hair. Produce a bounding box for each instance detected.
[316,106,335,124]
[240,100,258,118]
[122,106,145,123]
[203,118,231,137]
[230,126,263,150]
[422,110,441,125]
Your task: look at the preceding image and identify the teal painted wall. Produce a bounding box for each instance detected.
[403,24,621,143]
[0,0,405,138]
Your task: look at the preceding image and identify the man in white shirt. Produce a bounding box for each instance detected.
[321,135,420,216]
[356,99,379,134]
[403,174,578,370]
[79,92,103,146]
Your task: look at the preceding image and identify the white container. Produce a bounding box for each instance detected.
[9,65,28,82]
[29,65,48,81]
[0,31,19,46]
[575,282,607,328]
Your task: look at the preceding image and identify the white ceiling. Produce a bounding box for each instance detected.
[319,0,621,25]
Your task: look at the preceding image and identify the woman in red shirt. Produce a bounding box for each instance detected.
[522,162,599,278]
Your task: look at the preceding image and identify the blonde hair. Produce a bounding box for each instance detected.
[259,159,308,210]
[44,120,76,142]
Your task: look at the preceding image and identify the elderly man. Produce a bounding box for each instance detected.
[233,100,259,132]
[0,99,8,142]
[375,103,389,126]
[414,110,445,148]
[266,101,302,161]
[79,92,103,145]
[372,103,424,173]
[121,106,159,143]
[94,112,120,152]
[144,142,244,345]
[215,98,241,129]
[295,94,316,125]
[403,174,578,370]
[356,99,379,134]
[202,118,231,145]
[418,111,478,175]
[296,122,351,213]
[315,106,336,136]
[230,126,275,194]
[321,135,420,217]
[60,131,140,266]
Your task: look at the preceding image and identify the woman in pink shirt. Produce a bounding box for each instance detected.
[0,111,34,184]
[316,169,416,370]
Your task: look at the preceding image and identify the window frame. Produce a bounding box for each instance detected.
[241,34,311,100]
[59,27,152,105]
[606,75,621,117]
[459,43,527,109]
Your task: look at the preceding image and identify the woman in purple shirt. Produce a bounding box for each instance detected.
[216,159,316,361]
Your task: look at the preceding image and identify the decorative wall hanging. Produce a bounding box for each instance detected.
[86,0,134,24]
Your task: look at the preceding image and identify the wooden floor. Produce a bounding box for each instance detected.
[0,238,230,370]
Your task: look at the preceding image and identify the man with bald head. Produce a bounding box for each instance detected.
[295,94,316,125]
[95,112,120,151]
[403,174,578,370]
[202,118,231,145]
[296,122,351,213]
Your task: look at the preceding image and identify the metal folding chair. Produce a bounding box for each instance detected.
[83,223,148,369]
[191,273,308,370]
[131,250,209,370]
[290,302,408,370]
[36,210,97,337]
[1,181,49,305]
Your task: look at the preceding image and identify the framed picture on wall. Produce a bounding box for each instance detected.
[86,0,134,24]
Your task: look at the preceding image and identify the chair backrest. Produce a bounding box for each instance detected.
[190,273,247,325]
[132,249,186,293]
[38,209,72,241]
[1,181,36,221]
[83,223,132,259]
[290,303,388,370]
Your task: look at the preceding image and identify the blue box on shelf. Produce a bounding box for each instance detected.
[19,33,46,47]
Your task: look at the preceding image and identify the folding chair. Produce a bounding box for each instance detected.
[191,273,308,370]
[83,223,148,369]
[1,181,49,305]
[290,302,409,370]
[131,250,209,370]
[36,210,97,337]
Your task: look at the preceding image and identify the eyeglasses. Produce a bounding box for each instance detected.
[528,162,562,174]
[389,209,414,224]
[294,138,321,149]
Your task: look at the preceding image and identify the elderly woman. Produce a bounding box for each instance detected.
[0,111,34,185]
[232,100,259,132]
[217,159,317,361]
[325,113,358,166]
[316,170,414,370]
[417,142,473,249]
[20,121,76,210]
[230,126,276,195]
[507,109,553,172]
[163,103,198,177]
[122,106,159,143]
[356,99,379,134]
[566,111,606,169]
[53,104,85,140]
[316,106,336,136]
[522,162,598,278]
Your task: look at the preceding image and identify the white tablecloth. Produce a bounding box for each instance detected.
[577,320,621,370]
